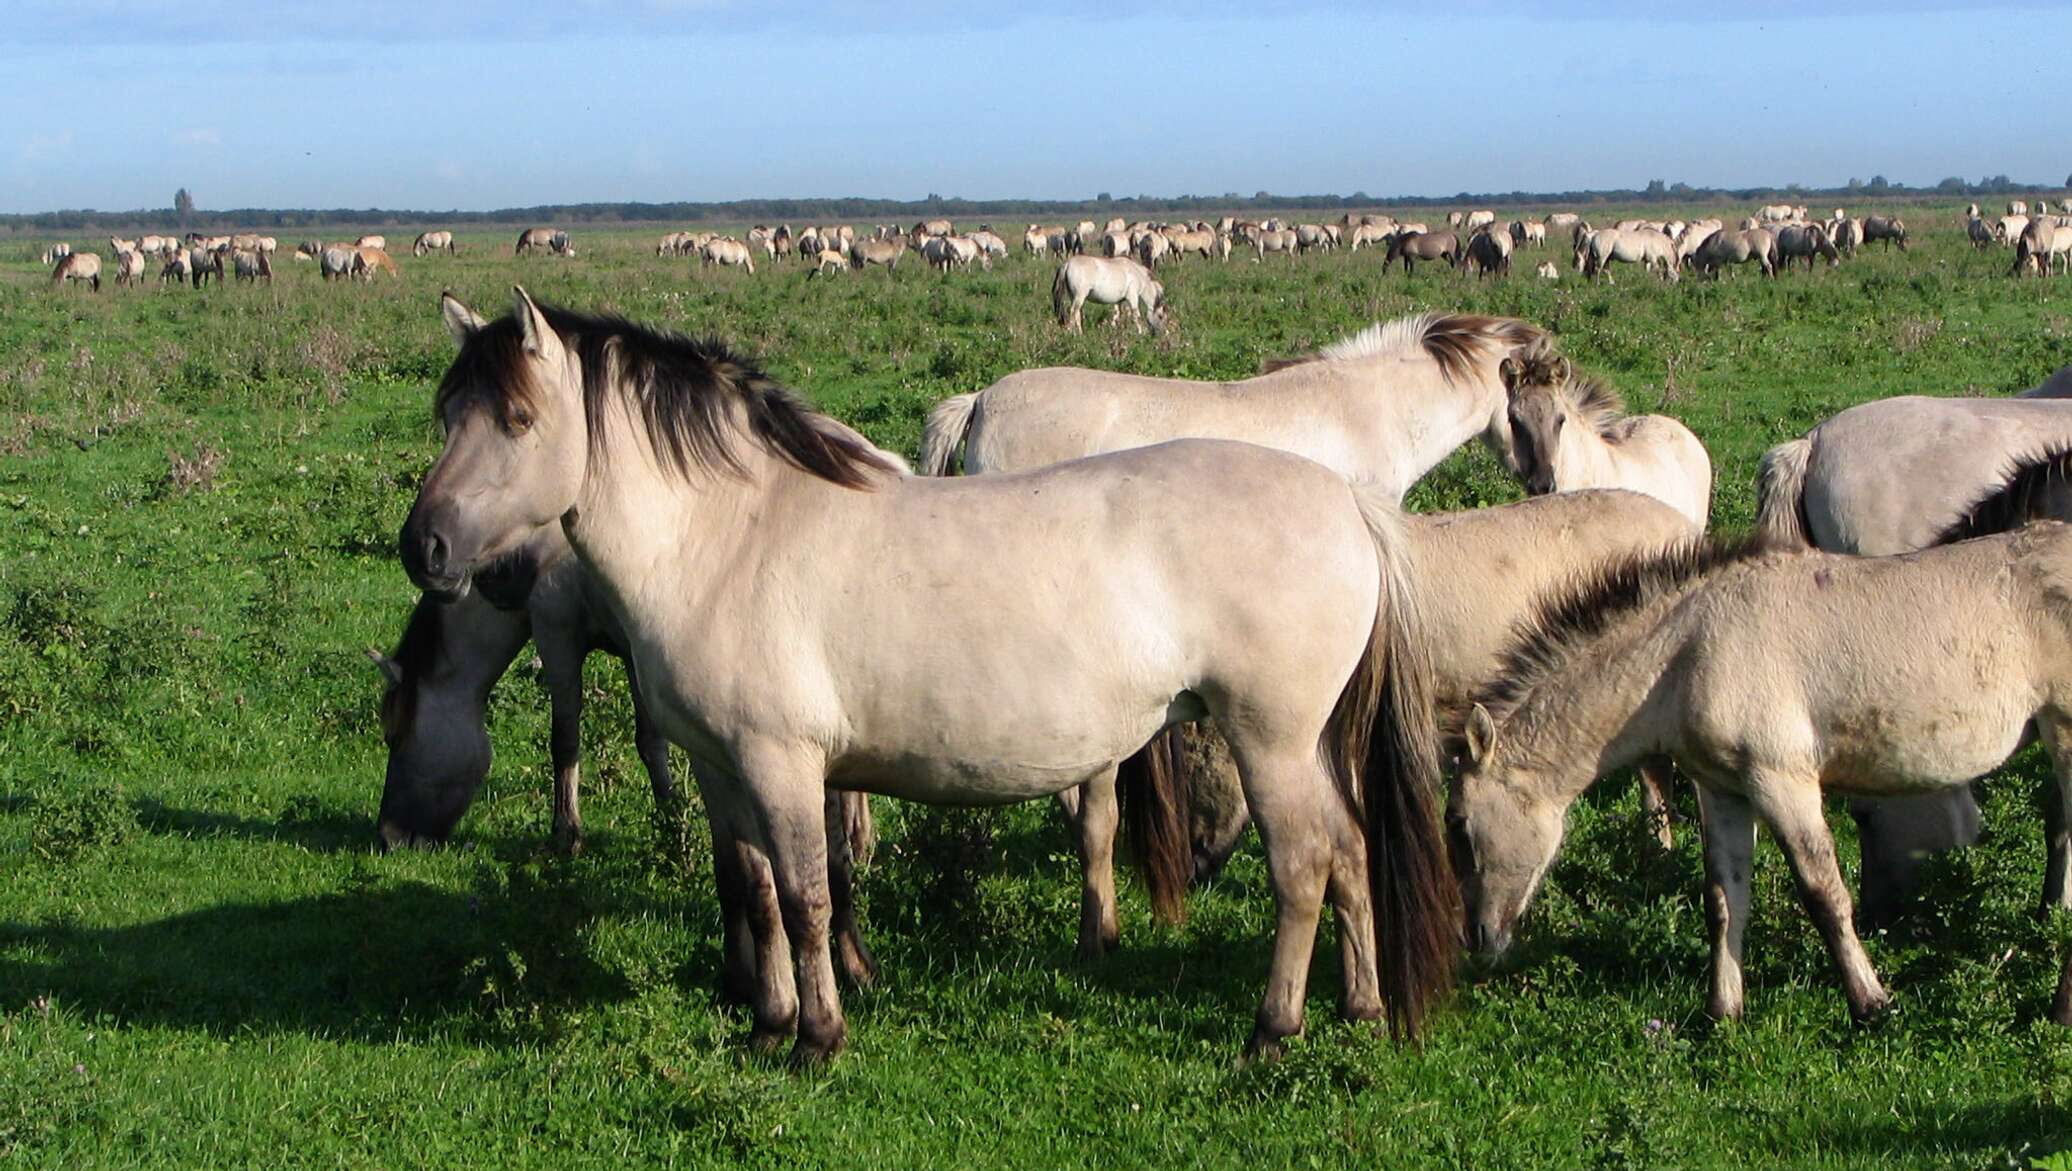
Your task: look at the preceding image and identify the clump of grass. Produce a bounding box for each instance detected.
[1896,314,1943,353]
[29,780,137,861]
[164,441,226,494]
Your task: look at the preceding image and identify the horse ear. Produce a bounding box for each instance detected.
[1551,356,1572,385]
[511,286,561,362]
[440,292,486,347]
[365,646,403,686]
[1465,704,1498,764]
[1498,357,1520,391]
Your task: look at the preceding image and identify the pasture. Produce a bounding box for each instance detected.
[4,208,2072,1168]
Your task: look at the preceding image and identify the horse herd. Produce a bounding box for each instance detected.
[369,285,2072,1066]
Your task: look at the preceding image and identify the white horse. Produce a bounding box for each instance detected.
[405,290,1460,1063]
[701,237,757,273]
[413,230,456,256]
[1500,341,1712,528]
[1050,255,1165,334]
[50,252,100,291]
[1582,228,1679,281]
[924,313,1541,499]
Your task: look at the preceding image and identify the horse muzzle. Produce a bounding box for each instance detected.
[1467,921,1513,958]
[399,513,472,601]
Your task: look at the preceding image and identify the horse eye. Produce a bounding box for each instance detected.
[508,406,534,432]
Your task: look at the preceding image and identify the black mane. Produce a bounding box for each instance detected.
[437,303,897,490]
[1473,536,1776,724]
[1932,443,2072,546]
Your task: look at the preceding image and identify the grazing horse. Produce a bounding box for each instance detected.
[1752,379,2072,923]
[1499,341,1712,529]
[1862,215,1907,251]
[1830,216,1865,258]
[515,227,556,255]
[2014,219,2072,277]
[413,230,457,256]
[404,290,1459,1062]
[1451,528,2072,1028]
[849,237,906,271]
[159,250,192,286]
[356,234,386,251]
[1691,228,1776,278]
[1383,230,1460,274]
[701,237,757,274]
[1509,220,1547,247]
[923,312,1542,499]
[50,252,100,291]
[1774,222,1841,270]
[1583,228,1680,281]
[353,248,400,279]
[1461,227,1513,278]
[1050,255,1165,334]
[188,247,225,288]
[319,247,356,281]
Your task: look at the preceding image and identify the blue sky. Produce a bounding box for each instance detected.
[4,1,2067,213]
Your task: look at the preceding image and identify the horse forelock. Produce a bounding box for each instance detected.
[1475,536,1774,728]
[436,304,900,491]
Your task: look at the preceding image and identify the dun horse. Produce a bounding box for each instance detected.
[402,290,1458,1063]
[1501,342,1712,527]
[1051,255,1165,334]
[1451,529,2072,1028]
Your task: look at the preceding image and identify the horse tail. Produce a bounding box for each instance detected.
[919,392,979,476]
[841,791,877,871]
[1051,263,1071,322]
[1932,441,2072,545]
[1119,727,1192,924]
[1331,483,1458,1043]
[1754,437,1815,550]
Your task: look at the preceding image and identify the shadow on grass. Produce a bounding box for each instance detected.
[0,879,631,1044]
[129,796,543,859]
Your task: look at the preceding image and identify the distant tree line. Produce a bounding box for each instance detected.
[6,174,2068,234]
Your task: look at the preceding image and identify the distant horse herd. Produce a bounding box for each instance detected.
[28,196,2072,1062]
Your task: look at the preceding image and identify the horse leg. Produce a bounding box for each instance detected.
[537,626,587,853]
[1698,787,1755,1020]
[706,805,761,1006]
[1638,758,1676,852]
[2037,717,2072,914]
[825,790,877,988]
[1231,745,1333,1057]
[1752,773,1890,1022]
[624,656,677,807]
[1076,766,1123,958]
[1322,786,1381,1025]
[739,744,846,1064]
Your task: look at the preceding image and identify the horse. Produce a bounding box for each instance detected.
[1384,230,1460,274]
[113,249,147,288]
[1534,261,1559,280]
[1862,215,1907,251]
[1509,220,1547,248]
[159,250,191,286]
[1752,378,2072,922]
[1830,216,1865,258]
[370,475,879,999]
[188,247,224,288]
[849,237,906,271]
[549,231,575,257]
[922,312,1542,499]
[413,231,456,256]
[1051,255,1165,334]
[1450,528,2072,1028]
[320,247,356,281]
[701,237,757,274]
[808,248,852,277]
[352,248,400,279]
[1582,228,1680,281]
[355,234,386,251]
[404,289,1459,1063]
[231,249,272,283]
[1969,215,1999,249]
[1173,490,1699,879]
[1253,228,1299,258]
[515,227,556,255]
[1691,228,1776,278]
[2014,219,2072,277]
[1500,341,1712,529]
[50,252,100,291]
[1774,222,1841,271]
[1461,227,1513,278]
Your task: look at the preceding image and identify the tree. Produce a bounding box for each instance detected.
[1644,178,1666,198]
[1935,176,1967,194]
[1867,175,1890,194]
[173,187,194,227]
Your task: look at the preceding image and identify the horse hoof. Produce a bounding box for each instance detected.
[1850,994,1896,1027]
[748,1020,795,1055]
[789,1030,847,1069]
[838,942,879,990]
[1242,1029,1290,1065]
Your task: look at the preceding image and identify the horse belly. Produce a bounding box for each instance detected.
[1816,697,2032,796]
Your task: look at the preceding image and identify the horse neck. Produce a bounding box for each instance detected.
[1342,358,1507,495]
[1493,599,1688,808]
[1554,411,1621,489]
[419,593,531,711]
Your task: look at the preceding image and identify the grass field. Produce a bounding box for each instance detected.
[4,208,2072,1169]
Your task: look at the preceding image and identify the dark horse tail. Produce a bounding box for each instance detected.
[1119,726,1192,924]
[1329,484,1460,1043]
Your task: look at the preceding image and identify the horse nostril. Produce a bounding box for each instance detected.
[422,532,449,576]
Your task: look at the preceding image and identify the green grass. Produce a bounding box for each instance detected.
[4,211,2072,1168]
